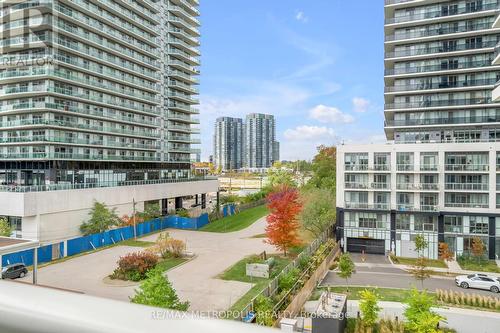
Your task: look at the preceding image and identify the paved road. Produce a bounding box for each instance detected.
[21,216,275,312]
[322,253,494,296]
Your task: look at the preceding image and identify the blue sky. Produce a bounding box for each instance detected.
[198,0,385,160]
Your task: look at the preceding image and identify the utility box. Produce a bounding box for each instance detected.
[311,292,347,333]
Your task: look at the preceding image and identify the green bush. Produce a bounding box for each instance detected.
[175,208,190,218]
[278,268,300,292]
[254,295,275,326]
[111,252,159,281]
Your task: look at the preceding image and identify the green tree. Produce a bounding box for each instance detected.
[409,256,431,289]
[308,145,336,193]
[139,202,161,220]
[414,234,428,257]
[299,188,336,237]
[131,267,189,311]
[0,218,12,237]
[337,252,355,291]
[266,167,297,189]
[359,289,381,328]
[404,288,443,333]
[80,201,120,235]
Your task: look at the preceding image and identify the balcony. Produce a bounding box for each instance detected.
[385,97,492,110]
[492,80,500,102]
[385,2,498,25]
[385,60,493,76]
[445,164,489,172]
[385,21,494,42]
[345,202,390,210]
[396,164,414,171]
[385,78,497,93]
[371,182,390,190]
[385,115,500,127]
[385,41,497,59]
[445,183,489,191]
[345,182,368,189]
[374,164,390,171]
[445,202,489,208]
[344,164,369,171]
[419,164,438,171]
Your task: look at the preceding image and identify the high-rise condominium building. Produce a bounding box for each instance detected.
[0,0,218,241]
[244,113,279,168]
[336,0,500,259]
[213,117,243,171]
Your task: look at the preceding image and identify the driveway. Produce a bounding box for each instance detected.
[19,216,275,312]
[140,216,276,311]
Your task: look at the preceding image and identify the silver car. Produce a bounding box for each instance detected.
[455,273,500,293]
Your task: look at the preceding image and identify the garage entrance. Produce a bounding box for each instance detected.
[347,238,385,255]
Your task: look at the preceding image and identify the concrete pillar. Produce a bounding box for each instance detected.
[195,194,199,206]
[32,248,38,285]
[201,193,206,209]
[438,214,445,244]
[489,216,496,260]
[175,197,183,210]
[161,198,168,216]
[390,211,396,254]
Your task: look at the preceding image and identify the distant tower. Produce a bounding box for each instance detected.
[244,113,278,168]
[213,117,244,170]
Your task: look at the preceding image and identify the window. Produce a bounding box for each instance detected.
[414,215,437,231]
[396,214,411,230]
[444,216,463,233]
[469,216,489,235]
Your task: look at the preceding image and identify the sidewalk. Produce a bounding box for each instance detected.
[389,257,500,278]
[347,300,500,333]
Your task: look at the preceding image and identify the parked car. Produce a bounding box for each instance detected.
[456,274,500,293]
[1,263,28,279]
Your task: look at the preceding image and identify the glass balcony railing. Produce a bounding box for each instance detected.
[385,60,494,76]
[385,115,500,127]
[344,164,369,171]
[0,136,158,150]
[0,118,159,138]
[385,78,497,93]
[0,176,216,193]
[445,183,489,191]
[374,164,390,171]
[385,2,498,24]
[385,21,494,42]
[445,202,489,208]
[345,202,390,210]
[444,164,489,171]
[385,41,497,59]
[396,164,414,171]
[0,152,158,162]
[420,164,438,171]
[385,97,493,110]
[345,182,369,189]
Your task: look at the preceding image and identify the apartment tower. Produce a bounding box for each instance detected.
[244,113,279,169]
[336,0,500,259]
[213,117,243,171]
[0,0,218,241]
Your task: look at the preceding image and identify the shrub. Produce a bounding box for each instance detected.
[278,268,300,292]
[175,208,190,218]
[254,295,274,326]
[111,251,159,281]
[131,267,189,310]
[379,318,404,333]
[298,254,311,270]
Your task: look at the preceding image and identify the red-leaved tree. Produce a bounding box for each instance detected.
[265,185,303,256]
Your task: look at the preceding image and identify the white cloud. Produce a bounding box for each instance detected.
[352,97,370,113]
[309,105,354,124]
[284,125,336,141]
[282,126,339,160]
[295,11,309,23]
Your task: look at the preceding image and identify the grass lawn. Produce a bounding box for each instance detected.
[310,286,426,303]
[219,254,291,312]
[457,256,500,273]
[157,257,188,272]
[392,256,448,268]
[119,239,155,248]
[199,205,268,233]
